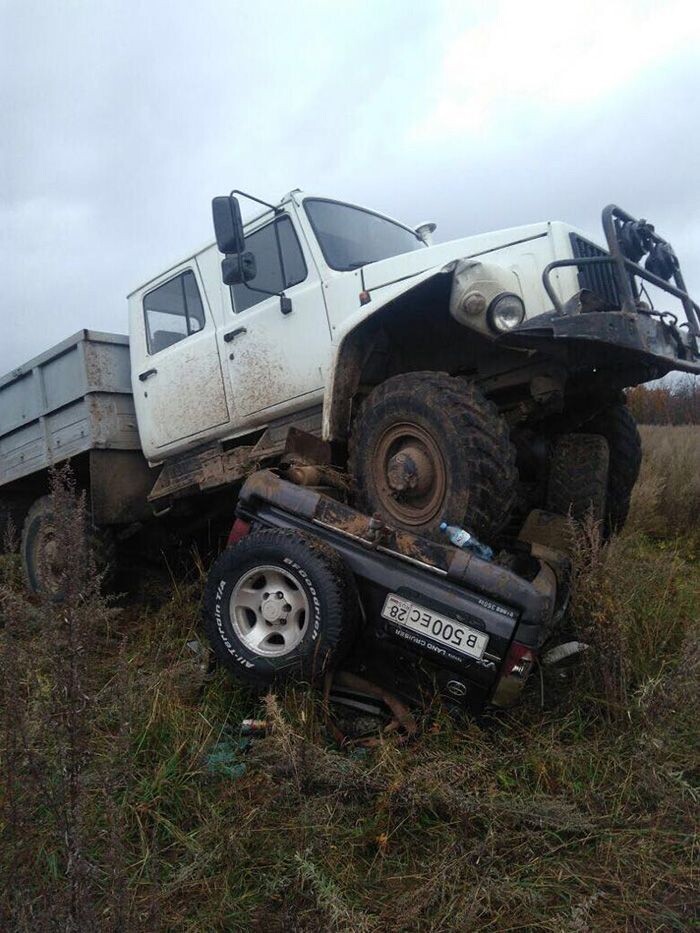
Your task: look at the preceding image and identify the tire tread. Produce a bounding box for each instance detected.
[546,433,610,523]
[348,371,517,539]
[203,528,359,687]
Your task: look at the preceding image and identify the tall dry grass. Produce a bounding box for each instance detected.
[627,425,700,544]
[0,431,697,930]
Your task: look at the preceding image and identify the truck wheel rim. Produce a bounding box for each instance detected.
[373,422,447,525]
[230,564,310,658]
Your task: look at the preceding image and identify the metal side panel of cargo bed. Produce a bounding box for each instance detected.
[0,330,142,488]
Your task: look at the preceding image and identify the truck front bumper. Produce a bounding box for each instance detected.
[501,306,700,377]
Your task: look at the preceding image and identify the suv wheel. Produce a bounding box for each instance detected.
[203,528,359,687]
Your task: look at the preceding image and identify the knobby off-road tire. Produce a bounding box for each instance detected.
[21,495,116,600]
[203,528,360,688]
[546,434,610,524]
[348,372,517,540]
[578,402,642,534]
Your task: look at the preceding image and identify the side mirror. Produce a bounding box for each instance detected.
[221,251,257,286]
[212,195,246,254]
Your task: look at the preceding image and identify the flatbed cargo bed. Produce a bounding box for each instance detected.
[0,330,140,488]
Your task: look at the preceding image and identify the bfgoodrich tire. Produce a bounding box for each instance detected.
[203,528,360,687]
[348,372,517,540]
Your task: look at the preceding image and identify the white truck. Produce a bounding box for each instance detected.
[2,190,699,596]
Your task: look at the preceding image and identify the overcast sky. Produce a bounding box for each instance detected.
[2,0,700,373]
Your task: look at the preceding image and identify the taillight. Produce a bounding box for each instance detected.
[491,641,537,708]
[504,642,536,678]
[227,518,251,547]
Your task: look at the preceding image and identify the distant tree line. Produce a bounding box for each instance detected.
[627,376,700,425]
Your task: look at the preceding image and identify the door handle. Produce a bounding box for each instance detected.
[224,326,247,343]
[139,368,157,381]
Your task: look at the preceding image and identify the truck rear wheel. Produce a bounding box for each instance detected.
[21,496,66,598]
[203,528,360,687]
[348,372,517,540]
[21,495,115,600]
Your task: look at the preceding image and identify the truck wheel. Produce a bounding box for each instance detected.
[578,402,642,533]
[203,528,359,687]
[546,434,610,525]
[21,495,115,599]
[21,496,66,598]
[348,372,517,540]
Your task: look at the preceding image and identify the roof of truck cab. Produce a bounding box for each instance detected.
[126,191,301,298]
[127,191,581,300]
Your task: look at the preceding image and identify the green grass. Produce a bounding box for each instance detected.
[1,431,699,931]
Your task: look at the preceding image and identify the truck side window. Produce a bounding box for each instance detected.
[143,270,206,354]
[231,216,306,313]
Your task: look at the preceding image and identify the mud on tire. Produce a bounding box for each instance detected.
[578,401,642,534]
[348,372,517,540]
[546,433,610,524]
[21,495,116,600]
[203,528,360,687]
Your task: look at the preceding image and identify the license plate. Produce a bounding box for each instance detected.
[381,593,489,660]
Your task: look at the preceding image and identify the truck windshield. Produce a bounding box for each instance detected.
[304,198,425,271]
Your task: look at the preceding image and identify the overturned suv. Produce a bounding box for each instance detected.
[203,469,572,717]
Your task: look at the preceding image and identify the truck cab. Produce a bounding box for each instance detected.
[128,190,586,464]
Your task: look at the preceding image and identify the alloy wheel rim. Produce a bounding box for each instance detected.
[230,564,309,657]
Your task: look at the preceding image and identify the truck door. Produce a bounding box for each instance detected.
[220,212,331,421]
[134,266,229,453]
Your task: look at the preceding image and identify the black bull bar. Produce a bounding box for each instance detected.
[503,205,700,376]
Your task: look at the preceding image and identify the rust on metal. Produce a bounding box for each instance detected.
[325,670,418,744]
[282,426,332,466]
[371,421,447,526]
[283,463,350,493]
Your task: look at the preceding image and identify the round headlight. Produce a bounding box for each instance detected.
[487,292,525,332]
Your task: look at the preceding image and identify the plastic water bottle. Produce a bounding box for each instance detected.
[439,522,493,561]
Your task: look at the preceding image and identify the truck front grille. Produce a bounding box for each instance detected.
[569,233,621,310]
